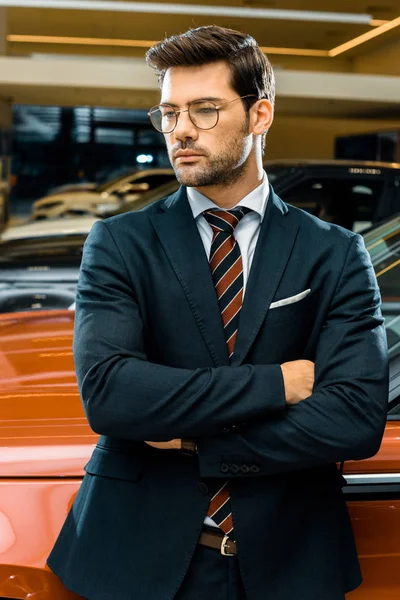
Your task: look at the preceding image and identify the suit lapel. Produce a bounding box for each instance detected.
[150,186,229,366]
[231,188,300,366]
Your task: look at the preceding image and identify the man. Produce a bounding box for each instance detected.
[48,26,388,600]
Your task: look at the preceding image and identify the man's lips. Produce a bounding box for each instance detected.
[175,153,204,163]
[174,150,205,159]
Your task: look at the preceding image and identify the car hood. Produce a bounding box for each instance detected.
[0,216,98,241]
[0,310,97,477]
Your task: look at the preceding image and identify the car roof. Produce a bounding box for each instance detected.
[264,159,400,170]
[96,167,175,193]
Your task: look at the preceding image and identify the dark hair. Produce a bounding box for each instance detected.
[146,26,275,108]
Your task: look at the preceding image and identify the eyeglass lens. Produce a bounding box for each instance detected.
[150,102,219,133]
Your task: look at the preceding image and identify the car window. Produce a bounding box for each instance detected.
[278,176,383,232]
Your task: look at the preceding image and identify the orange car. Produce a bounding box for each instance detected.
[0,216,399,599]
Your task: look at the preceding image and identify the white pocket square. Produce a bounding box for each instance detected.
[269,289,311,310]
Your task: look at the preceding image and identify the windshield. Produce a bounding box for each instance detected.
[364,215,400,363]
[0,235,87,266]
[95,171,137,193]
[0,235,86,312]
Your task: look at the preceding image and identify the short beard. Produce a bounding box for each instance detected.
[171,121,250,188]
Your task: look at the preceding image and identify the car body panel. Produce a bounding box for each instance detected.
[32,190,121,219]
[344,422,400,475]
[0,563,83,599]
[346,500,400,599]
[0,310,96,477]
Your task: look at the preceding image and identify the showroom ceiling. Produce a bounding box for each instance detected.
[0,1,399,117]
[3,0,400,63]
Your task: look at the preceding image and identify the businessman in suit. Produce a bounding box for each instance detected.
[48,25,388,600]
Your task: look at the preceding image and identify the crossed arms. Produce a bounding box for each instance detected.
[74,220,389,477]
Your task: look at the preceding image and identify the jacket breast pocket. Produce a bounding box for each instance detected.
[266,289,313,326]
[84,446,143,482]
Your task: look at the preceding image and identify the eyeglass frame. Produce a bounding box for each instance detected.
[147,94,259,134]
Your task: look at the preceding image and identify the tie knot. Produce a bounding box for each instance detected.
[203,207,251,234]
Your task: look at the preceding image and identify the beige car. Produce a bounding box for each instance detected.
[31,168,176,220]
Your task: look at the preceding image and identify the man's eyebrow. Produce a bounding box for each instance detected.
[160,97,225,107]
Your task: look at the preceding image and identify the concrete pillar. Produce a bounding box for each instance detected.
[0,7,11,128]
[0,8,11,227]
[0,6,11,129]
[0,99,12,127]
[0,8,7,56]
[0,8,13,227]
[0,99,12,129]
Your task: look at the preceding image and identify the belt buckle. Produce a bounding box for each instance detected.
[220,534,235,557]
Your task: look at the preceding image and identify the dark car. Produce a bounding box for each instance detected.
[264,159,400,233]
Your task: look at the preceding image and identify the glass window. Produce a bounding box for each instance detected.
[95,128,133,146]
[137,129,164,145]
[280,177,383,232]
[13,106,61,143]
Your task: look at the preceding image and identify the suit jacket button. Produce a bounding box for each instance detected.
[221,427,230,433]
[230,464,240,474]
[250,465,260,473]
[240,465,250,474]
[198,482,209,495]
[220,463,229,473]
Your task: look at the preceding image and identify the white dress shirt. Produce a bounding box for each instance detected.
[186,173,269,528]
[187,172,270,295]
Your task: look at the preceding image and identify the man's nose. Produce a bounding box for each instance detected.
[173,110,199,142]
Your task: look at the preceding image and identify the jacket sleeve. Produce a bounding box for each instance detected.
[74,220,286,441]
[197,234,389,477]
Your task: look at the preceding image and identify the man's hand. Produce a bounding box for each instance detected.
[280,360,315,406]
[145,439,182,450]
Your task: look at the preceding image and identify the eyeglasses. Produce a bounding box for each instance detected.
[148,95,258,134]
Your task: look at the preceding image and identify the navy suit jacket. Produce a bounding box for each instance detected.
[48,186,388,600]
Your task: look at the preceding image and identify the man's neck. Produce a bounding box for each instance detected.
[194,166,264,209]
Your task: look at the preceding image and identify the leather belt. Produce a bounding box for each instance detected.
[198,528,237,556]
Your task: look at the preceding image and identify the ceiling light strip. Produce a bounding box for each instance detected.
[329,15,400,56]
[7,34,157,48]
[259,46,329,57]
[369,19,390,26]
[7,34,331,57]
[0,0,372,24]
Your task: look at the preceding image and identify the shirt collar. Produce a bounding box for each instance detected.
[186,171,269,222]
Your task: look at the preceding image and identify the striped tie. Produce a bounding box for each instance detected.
[203,207,250,537]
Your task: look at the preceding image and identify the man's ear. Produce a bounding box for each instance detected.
[251,99,274,135]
